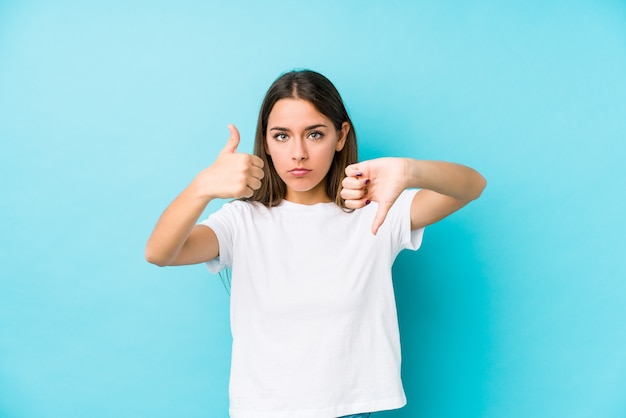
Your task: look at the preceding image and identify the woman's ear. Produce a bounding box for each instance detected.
[335,122,350,151]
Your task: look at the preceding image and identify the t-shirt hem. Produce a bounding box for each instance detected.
[229,395,407,418]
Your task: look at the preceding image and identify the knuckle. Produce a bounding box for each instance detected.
[238,159,250,171]
[236,185,248,196]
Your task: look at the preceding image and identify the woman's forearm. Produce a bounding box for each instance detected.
[144,181,212,267]
[402,159,486,202]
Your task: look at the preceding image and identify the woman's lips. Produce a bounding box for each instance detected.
[289,168,312,177]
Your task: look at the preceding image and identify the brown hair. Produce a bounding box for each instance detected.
[247,70,358,208]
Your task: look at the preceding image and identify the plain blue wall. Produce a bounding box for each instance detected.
[1,1,625,417]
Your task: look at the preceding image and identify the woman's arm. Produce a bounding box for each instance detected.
[403,159,486,229]
[341,158,486,234]
[144,184,219,267]
[145,125,265,266]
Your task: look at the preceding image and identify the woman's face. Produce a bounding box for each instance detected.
[265,98,349,205]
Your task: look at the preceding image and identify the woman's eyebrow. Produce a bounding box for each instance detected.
[305,124,327,130]
[269,124,328,131]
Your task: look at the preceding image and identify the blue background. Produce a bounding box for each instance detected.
[1,1,625,417]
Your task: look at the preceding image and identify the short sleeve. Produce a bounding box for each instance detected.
[198,201,238,274]
[385,189,424,253]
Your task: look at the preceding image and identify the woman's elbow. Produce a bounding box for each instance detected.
[475,174,487,199]
[144,248,170,267]
[467,172,487,202]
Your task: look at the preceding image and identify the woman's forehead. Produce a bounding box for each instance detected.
[267,98,331,130]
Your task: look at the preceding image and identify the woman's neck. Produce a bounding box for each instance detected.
[284,183,331,205]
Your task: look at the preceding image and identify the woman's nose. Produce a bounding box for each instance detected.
[291,139,308,161]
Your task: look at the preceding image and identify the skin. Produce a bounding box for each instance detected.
[265,98,349,205]
[145,98,487,266]
[144,124,264,266]
[342,158,487,234]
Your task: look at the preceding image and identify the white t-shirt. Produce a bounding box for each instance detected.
[200,189,424,418]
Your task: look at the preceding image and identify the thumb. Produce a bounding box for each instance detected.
[221,124,240,154]
[371,201,392,235]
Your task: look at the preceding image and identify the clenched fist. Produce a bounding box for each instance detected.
[193,124,265,200]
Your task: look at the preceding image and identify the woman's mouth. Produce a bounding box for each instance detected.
[289,168,312,177]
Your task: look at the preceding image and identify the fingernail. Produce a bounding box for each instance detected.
[365,179,370,185]
[355,172,363,177]
[365,200,371,205]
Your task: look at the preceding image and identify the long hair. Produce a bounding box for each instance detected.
[247,70,358,208]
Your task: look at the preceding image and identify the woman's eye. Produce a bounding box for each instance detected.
[309,131,324,140]
[274,133,288,142]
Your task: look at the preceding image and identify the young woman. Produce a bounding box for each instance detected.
[145,70,486,418]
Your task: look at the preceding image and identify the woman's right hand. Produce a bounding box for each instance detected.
[193,124,265,200]
[145,125,264,266]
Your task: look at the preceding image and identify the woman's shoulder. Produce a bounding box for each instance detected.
[218,199,271,215]
[203,199,268,228]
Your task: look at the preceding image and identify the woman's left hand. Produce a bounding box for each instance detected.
[341,157,409,235]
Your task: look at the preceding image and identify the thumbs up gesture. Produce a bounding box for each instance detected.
[194,125,265,200]
[341,158,408,235]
